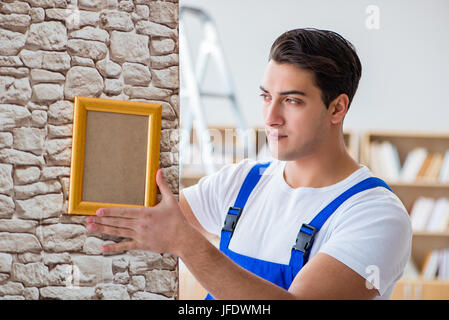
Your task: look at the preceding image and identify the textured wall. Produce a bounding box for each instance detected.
[0,0,179,300]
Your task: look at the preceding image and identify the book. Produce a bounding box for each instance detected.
[369,141,401,181]
[421,250,440,280]
[400,147,428,182]
[437,249,449,280]
[425,152,444,181]
[379,141,401,181]
[409,197,435,231]
[440,150,449,183]
[369,141,383,177]
[426,197,449,232]
[417,154,433,179]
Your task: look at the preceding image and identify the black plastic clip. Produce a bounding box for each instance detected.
[293,223,317,254]
[222,207,243,233]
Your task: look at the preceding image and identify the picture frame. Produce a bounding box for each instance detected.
[68,96,162,215]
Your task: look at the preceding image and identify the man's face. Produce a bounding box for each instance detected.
[261,60,330,161]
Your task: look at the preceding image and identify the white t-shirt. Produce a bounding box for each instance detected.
[182,158,412,299]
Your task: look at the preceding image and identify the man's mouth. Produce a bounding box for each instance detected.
[267,131,288,140]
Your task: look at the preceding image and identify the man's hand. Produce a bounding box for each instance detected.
[85,169,191,255]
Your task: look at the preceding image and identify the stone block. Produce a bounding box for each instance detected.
[0,29,27,55]
[96,59,121,78]
[0,163,13,195]
[14,180,62,200]
[0,232,42,253]
[14,166,41,185]
[16,193,63,220]
[0,76,32,105]
[149,2,177,28]
[110,31,149,64]
[0,253,12,273]
[150,38,176,56]
[30,69,65,83]
[144,269,177,297]
[123,62,151,86]
[0,219,38,233]
[135,20,177,38]
[100,10,133,32]
[48,100,73,125]
[151,66,178,90]
[26,21,66,50]
[67,39,107,61]
[39,286,96,300]
[0,104,30,130]
[71,256,113,286]
[36,224,86,252]
[0,195,14,218]
[64,66,104,100]
[12,262,49,287]
[12,127,46,156]
[0,149,44,166]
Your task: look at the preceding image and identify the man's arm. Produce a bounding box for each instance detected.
[178,221,378,300]
[179,191,217,241]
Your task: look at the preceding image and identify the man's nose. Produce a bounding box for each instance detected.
[264,100,284,126]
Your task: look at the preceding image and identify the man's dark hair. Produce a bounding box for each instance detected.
[269,28,362,109]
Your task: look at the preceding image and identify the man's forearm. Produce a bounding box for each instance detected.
[176,224,296,300]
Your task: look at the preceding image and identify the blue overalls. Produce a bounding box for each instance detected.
[205,161,392,300]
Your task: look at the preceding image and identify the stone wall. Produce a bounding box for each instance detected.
[0,0,179,300]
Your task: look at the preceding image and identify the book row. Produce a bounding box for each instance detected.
[409,197,449,232]
[369,141,449,183]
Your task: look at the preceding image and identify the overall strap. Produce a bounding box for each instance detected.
[288,177,392,274]
[219,161,271,252]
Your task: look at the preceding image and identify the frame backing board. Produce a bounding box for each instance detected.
[69,96,162,215]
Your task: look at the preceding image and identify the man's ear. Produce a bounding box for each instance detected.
[328,94,349,125]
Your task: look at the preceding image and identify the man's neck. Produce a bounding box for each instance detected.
[282,140,361,189]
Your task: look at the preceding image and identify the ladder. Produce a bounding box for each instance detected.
[179,5,257,177]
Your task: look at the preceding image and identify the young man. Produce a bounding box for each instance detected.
[86,28,412,300]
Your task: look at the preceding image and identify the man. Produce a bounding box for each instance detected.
[86,28,412,300]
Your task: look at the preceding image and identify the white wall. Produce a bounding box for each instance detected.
[180,0,449,134]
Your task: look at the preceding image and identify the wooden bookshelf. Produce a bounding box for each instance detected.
[361,131,449,299]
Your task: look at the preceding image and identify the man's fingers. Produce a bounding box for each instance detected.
[102,240,137,253]
[88,222,135,239]
[96,206,144,219]
[87,216,135,230]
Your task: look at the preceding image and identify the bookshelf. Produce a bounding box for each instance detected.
[361,131,449,299]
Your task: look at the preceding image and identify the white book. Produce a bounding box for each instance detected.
[437,249,449,280]
[426,197,449,232]
[439,150,449,183]
[422,250,440,280]
[409,197,435,231]
[379,141,401,182]
[400,147,428,182]
[369,142,383,177]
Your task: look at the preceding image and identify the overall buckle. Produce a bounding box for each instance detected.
[293,223,317,254]
[222,207,243,233]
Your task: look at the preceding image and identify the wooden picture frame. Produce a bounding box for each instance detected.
[68,96,162,215]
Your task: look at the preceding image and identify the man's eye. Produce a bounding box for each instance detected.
[286,98,301,105]
[259,93,270,101]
